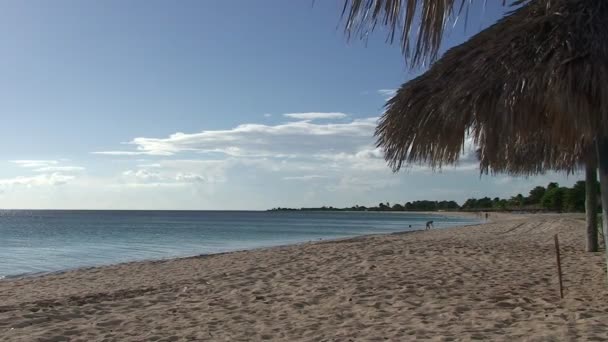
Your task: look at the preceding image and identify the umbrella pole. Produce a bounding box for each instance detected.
[586,163,599,252]
[596,137,608,282]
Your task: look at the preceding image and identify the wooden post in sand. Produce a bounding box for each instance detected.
[554,234,564,299]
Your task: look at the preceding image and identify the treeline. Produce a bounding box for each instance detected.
[462,181,595,212]
[269,180,596,213]
[271,200,460,212]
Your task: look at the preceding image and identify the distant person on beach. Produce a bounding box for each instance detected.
[485,213,489,220]
[425,220,433,230]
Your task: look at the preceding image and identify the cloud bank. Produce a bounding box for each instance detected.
[282,112,348,120]
[91,113,482,196]
[94,115,378,158]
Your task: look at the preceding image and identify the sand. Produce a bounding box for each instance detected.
[1,214,608,341]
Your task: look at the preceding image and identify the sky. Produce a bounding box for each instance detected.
[0,1,581,210]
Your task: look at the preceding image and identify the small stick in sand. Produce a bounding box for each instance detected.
[554,234,564,299]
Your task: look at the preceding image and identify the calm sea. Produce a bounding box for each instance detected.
[0,210,479,278]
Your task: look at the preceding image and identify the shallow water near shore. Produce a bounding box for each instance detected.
[0,210,478,278]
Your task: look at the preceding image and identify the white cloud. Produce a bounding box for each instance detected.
[453,135,479,170]
[119,159,228,188]
[91,116,481,197]
[93,151,172,156]
[84,115,502,208]
[175,172,206,183]
[282,175,328,181]
[263,113,272,118]
[93,117,378,158]
[378,89,397,100]
[11,160,85,173]
[10,160,59,168]
[315,148,388,172]
[283,112,348,120]
[328,175,401,192]
[0,173,75,188]
[117,173,209,188]
[122,169,162,181]
[137,163,162,168]
[34,166,85,173]
[120,182,186,188]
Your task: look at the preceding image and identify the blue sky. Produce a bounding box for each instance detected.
[0,1,580,209]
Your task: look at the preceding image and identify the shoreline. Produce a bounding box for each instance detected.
[1,211,483,281]
[3,213,603,341]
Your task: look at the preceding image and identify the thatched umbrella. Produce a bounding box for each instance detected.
[342,0,603,251]
[370,0,608,271]
[342,0,601,251]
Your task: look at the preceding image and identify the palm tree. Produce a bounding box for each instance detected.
[342,1,608,263]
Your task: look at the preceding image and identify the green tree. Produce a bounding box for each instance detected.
[461,198,477,210]
[511,194,524,207]
[476,197,493,209]
[561,181,586,212]
[497,199,508,210]
[437,201,459,210]
[527,186,546,205]
[547,182,559,191]
[541,187,566,211]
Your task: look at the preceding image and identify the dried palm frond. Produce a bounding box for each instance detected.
[376,0,608,173]
[341,0,515,66]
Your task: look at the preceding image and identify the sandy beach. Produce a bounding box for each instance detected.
[1,214,608,341]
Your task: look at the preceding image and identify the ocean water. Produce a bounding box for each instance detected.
[0,210,479,278]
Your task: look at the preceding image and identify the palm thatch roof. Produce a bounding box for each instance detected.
[476,138,594,176]
[377,0,608,173]
[342,0,512,66]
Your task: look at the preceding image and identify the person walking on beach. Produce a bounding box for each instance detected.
[425,220,433,230]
